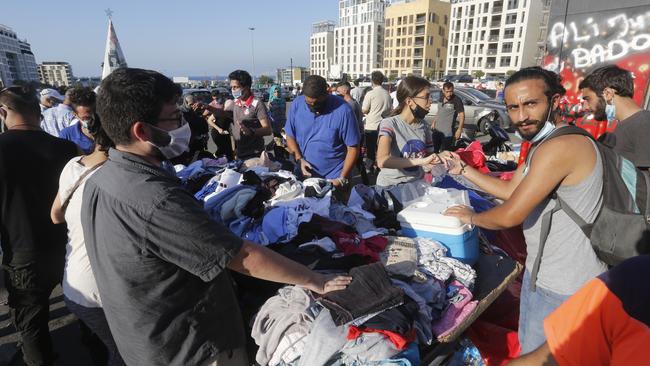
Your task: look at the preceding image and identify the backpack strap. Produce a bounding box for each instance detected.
[556,195,593,237]
[643,172,650,226]
[524,126,594,176]
[530,197,562,291]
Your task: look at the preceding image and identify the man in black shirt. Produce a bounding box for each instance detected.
[580,65,650,170]
[0,86,78,365]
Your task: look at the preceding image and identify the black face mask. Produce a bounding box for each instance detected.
[409,103,429,120]
[308,98,328,115]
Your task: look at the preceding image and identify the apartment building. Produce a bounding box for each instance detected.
[334,0,389,79]
[383,0,451,79]
[310,21,336,79]
[445,0,544,77]
[38,62,74,87]
[277,66,310,86]
[0,24,39,86]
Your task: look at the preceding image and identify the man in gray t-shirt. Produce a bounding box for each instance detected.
[376,116,434,187]
[433,82,465,152]
[579,65,650,170]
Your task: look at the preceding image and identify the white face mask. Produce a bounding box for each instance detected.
[147,122,191,159]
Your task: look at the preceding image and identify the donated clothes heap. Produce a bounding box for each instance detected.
[172,150,516,366]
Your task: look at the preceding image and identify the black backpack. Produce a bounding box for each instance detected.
[526,126,650,290]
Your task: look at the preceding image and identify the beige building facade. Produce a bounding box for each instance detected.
[383,0,451,80]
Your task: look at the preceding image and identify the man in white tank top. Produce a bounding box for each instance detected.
[443,67,607,355]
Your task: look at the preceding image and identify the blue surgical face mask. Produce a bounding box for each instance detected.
[605,104,616,121]
[515,100,557,143]
[232,89,242,99]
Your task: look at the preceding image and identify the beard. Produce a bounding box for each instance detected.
[514,103,557,140]
[592,96,607,121]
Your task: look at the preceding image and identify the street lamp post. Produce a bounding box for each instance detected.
[248,27,255,83]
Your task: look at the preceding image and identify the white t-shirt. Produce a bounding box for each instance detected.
[59,157,103,308]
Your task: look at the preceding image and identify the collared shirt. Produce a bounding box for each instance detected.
[41,103,75,137]
[81,149,245,366]
[362,85,393,131]
[232,95,268,159]
[59,121,94,154]
[285,95,360,179]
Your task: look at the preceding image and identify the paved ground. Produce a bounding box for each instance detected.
[0,285,93,366]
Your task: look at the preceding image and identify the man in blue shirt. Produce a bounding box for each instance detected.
[59,87,96,154]
[285,75,360,187]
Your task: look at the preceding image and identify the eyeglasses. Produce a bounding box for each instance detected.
[412,95,432,102]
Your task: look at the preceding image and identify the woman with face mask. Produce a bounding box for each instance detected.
[375,76,444,188]
[50,114,126,365]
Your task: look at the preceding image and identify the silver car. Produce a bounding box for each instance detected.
[425,87,511,137]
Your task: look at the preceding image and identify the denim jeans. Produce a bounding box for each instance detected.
[518,271,570,354]
[64,297,125,366]
[320,263,404,326]
[3,257,63,366]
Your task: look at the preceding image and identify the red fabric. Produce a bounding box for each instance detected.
[499,172,515,181]
[332,232,388,262]
[467,225,527,365]
[456,141,490,174]
[517,141,531,166]
[467,320,521,366]
[347,326,416,350]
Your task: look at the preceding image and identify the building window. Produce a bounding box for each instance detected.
[506,13,517,25]
[500,56,511,67]
[504,28,515,39]
[507,0,519,10]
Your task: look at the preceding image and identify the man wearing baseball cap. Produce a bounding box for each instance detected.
[41,88,75,137]
[39,88,64,113]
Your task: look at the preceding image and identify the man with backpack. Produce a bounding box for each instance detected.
[442,67,610,354]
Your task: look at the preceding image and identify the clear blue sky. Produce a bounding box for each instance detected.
[3,1,338,77]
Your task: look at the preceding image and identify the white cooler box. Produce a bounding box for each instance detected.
[397,190,479,265]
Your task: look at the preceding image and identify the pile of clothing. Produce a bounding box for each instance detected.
[250,234,479,366]
[174,153,501,366]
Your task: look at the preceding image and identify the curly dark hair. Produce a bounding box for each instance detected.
[68,87,96,108]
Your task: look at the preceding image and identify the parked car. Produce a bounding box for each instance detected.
[210,87,233,100]
[182,88,212,104]
[252,88,269,102]
[425,86,512,136]
[441,74,474,83]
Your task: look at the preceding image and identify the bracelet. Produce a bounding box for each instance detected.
[470,214,475,226]
[459,161,468,175]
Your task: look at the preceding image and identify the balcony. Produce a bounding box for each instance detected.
[487,49,498,55]
[415,15,426,24]
[502,48,513,53]
[488,35,499,42]
[491,21,501,28]
[414,40,424,47]
[486,63,496,69]
[493,6,503,12]
[413,48,424,58]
